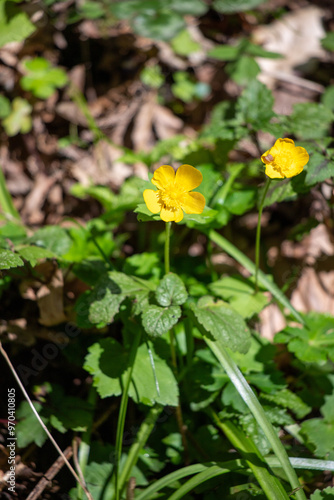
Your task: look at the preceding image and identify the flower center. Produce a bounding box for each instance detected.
[158,185,185,210]
[270,151,293,174]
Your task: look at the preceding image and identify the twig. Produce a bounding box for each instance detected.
[0,341,93,500]
[262,69,324,93]
[26,446,73,500]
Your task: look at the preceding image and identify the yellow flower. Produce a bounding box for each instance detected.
[261,138,309,179]
[143,164,206,223]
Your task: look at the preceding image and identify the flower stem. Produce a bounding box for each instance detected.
[255,178,271,292]
[164,221,188,462]
[114,330,141,500]
[165,221,172,274]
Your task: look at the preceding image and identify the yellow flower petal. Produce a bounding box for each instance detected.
[151,165,175,189]
[181,192,206,214]
[160,206,183,222]
[175,164,203,192]
[265,164,285,179]
[261,138,309,179]
[143,189,161,214]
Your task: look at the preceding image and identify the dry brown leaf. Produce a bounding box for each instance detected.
[152,104,184,140]
[253,6,327,90]
[22,174,58,224]
[37,271,67,326]
[281,224,334,264]
[291,268,334,315]
[70,140,132,189]
[259,302,286,341]
[132,94,156,151]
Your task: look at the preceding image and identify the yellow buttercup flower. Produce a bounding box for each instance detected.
[261,138,309,179]
[143,164,206,223]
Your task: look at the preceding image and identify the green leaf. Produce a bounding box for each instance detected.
[321,32,334,51]
[87,271,152,325]
[0,249,24,269]
[209,275,268,319]
[47,385,94,433]
[0,95,10,118]
[84,338,129,398]
[180,207,219,226]
[0,0,36,47]
[275,313,334,364]
[208,44,240,61]
[228,334,276,374]
[289,102,333,139]
[28,226,72,256]
[207,229,305,325]
[72,258,109,286]
[2,97,32,136]
[80,271,152,326]
[140,65,164,88]
[226,55,260,85]
[260,389,311,419]
[213,0,267,13]
[262,178,297,207]
[225,188,256,215]
[310,486,334,499]
[123,252,160,277]
[61,219,115,263]
[321,85,334,110]
[21,57,68,99]
[0,222,26,243]
[84,339,178,405]
[245,42,283,59]
[131,342,179,406]
[237,79,275,128]
[109,0,160,19]
[190,296,251,353]
[301,419,334,459]
[142,305,181,337]
[88,285,125,324]
[171,29,201,56]
[195,164,223,201]
[79,0,105,19]
[135,203,161,222]
[168,0,208,16]
[171,72,197,102]
[16,402,48,448]
[303,152,334,187]
[156,273,188,306]
[17,245,55,267]
[133,11,185,41]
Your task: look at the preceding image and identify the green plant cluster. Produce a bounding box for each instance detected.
[1,1,334,499]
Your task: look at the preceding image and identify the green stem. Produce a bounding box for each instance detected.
[208,409,289,500]
[119,405,162,495]
[206,229,305,325]
[255,178,271,292]
[204,337,306,500]
[0,166,21,221]
[77,387,97,500]
[164,221,171,274]
[114,331,142,500]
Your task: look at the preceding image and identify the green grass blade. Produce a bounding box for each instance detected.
[206,229,305,325]
[167,465,235,500]
[0,166,20,220]
[205,337,307,500]
[119,405,162,495]
[135,460,246,500]
[208,411,289,500]
[267,456,334,472]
